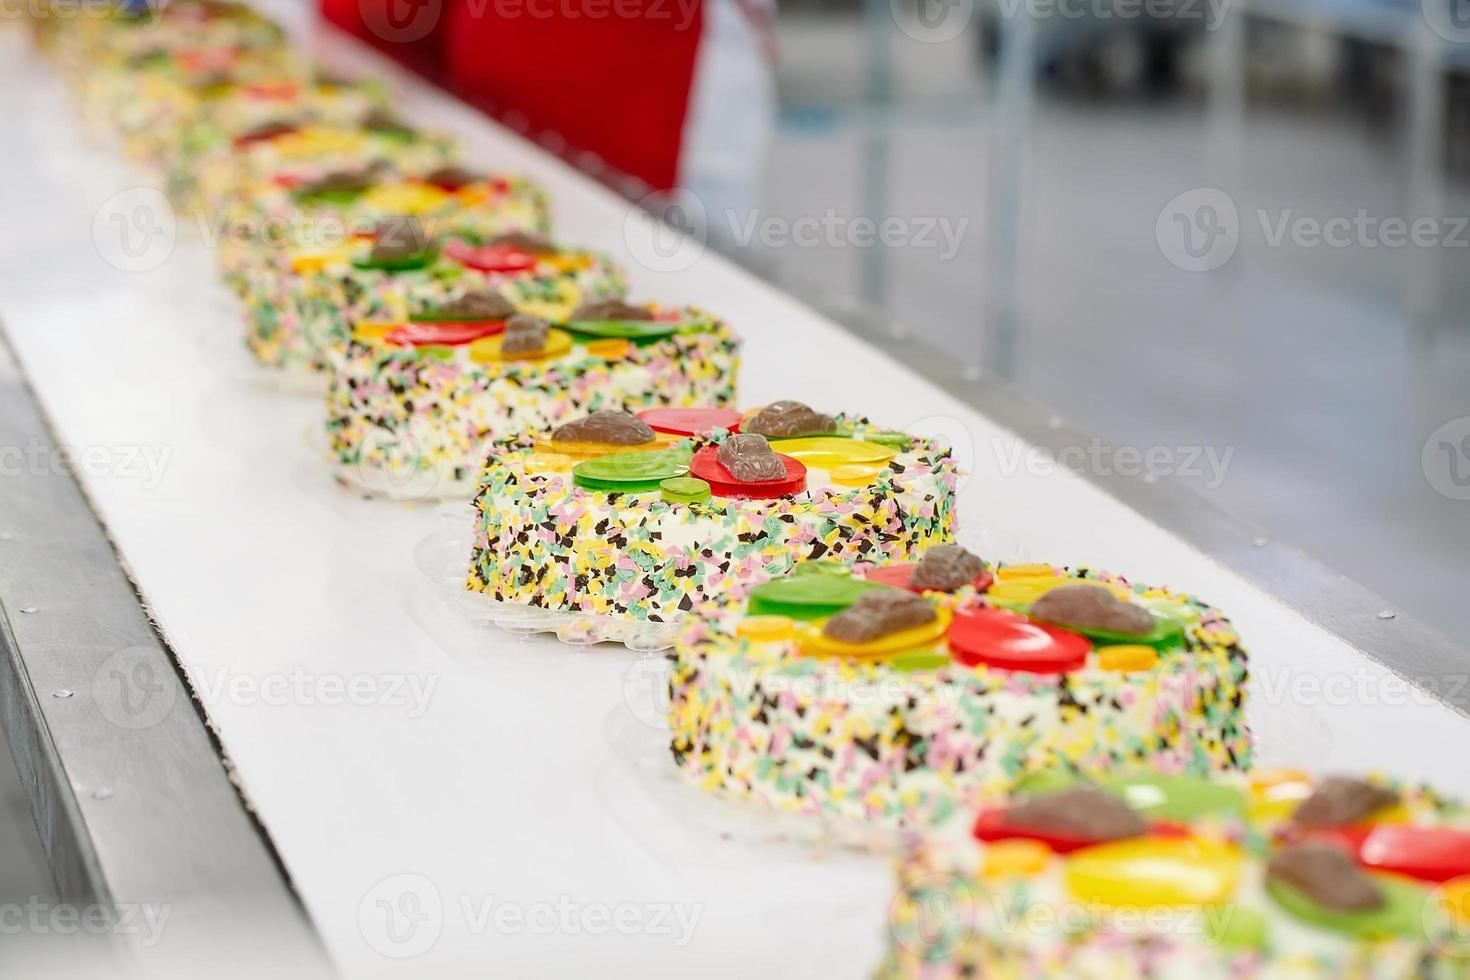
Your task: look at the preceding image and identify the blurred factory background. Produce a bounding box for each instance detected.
[734,0,1470,645]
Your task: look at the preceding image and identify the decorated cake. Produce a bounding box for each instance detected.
[244,220,619,372]
[882,769,1470,977]
[326,300,739,499]
[215,164,547,296]
[465,401,958,623]
[668,547,1250,828]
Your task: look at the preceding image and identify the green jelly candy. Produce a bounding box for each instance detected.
[563,319,681,342]
[417,345,455,363]
[747,573,885,622]
[1098,772,1248,823]
[661,477,710,504]
[574,449,689,493]
[1266,874,1425,940]
[1011,771,1084,797]
[352,246,438,273]
[888,650,952,673]
[1024,610,1185,652]
[1204,905,1269,951]
[1138,595,1203,627]
[294,186,367,207]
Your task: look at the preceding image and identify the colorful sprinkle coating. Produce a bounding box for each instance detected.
[668,563,1251,829]
[465,417,959,622]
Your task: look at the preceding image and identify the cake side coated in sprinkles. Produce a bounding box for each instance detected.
[879,771,1470,979]
[667,552,1251,830]
[465,409,959,623]
[325,308,739,498]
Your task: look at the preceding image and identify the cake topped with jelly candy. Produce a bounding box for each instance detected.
[247,219,624,372]
[325,307,739,500]
[668,548,1250,828]
[464,402,960,626]
[882,769,1470,978]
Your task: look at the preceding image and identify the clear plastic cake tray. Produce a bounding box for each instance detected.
[413,508,684,652]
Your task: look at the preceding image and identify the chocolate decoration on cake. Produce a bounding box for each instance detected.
[422,165,483,191]
[436,290,515,321]
[717,434,787,483]
[823,590,937,644]
[238,119,297,142]
[488,231,553,253]
[1268,841,1385,912]
[569,299,653,322]
[1000,787,1148,841]
[909,544,985,593]
[1029,583,1155,635]
[370,216,433,262]
[744,400,838,438]
[1292,777,1399,829]
[500,314,550,355]
[294,166,379,197]
[552,412,656,446]
[361,107,416,139]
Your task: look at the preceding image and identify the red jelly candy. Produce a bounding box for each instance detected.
[947,605,1090,674]
[384,321,505,347]
[443,240,538,274]
[687,445,805,500]
[638,407,743,437]
[1356,825,1470,883]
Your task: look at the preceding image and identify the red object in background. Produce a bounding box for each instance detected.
[323,0,705,191]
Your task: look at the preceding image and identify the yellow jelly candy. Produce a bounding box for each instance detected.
[542,253,591,274]
[830,464,884,487]
[352,321,397,342]
[523,453,572,475]
[585,338,631,360]
[736,616,796,643]
[985,579,1063,605]
[982,839,1052,880]
[361,183,450,215]
[469,328,572,364]
[1065,837,1242,908]
[1247,768,1315,824]
[799,607,952,660]
[996,563,1059,580]
[290,245,356,273]
[1097,645,1159,673]
[772,438,895,470]
[1437,876,1470,926]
